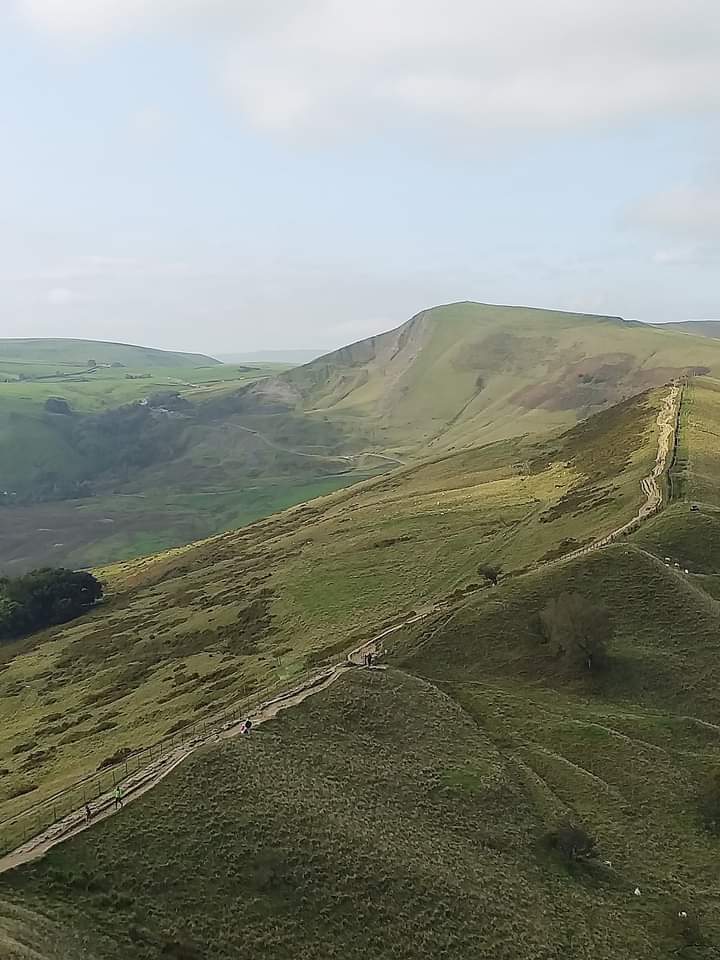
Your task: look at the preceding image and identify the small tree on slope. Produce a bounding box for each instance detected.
[478,563,502,587]
[540,591,612,672]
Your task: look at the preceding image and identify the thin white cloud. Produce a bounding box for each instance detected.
[631,187,720,236]
[46,285,82,304]
[17,0,720,134]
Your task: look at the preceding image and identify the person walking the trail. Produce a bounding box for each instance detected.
[114,785,123,810]
[241,718,253,736]
[84,802,93,823]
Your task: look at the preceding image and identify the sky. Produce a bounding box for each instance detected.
[0,1,718,353]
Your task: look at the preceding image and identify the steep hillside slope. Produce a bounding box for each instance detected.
[273,302,720,453]
[0,339,218,368]
[3,656,719,958]
[1,381,719,958]
[0,357,369,573]
[0,388,669,825]
[5,306,720,572]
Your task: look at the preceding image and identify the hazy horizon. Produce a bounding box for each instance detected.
[1,2,718,353]
[2,309,719,360]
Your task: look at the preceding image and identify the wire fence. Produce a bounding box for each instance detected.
[0,620,408,860]
[0,689,267,857]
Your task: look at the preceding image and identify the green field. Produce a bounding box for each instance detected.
[0,338,375,571]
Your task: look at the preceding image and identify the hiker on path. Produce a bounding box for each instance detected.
[241,718,253,736]
[366,652,374,668]
[84,803,93,823]
[114,786,123,810]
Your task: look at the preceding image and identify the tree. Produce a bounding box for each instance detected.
[540,592,612,672]
[478,563,502,587]
[546,822,598,862]
[0,568,103,641]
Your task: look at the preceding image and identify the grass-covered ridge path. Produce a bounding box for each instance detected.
[0,383,683,871]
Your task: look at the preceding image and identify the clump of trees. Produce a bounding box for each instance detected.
[538,591,613,672]
[0,568,103,641]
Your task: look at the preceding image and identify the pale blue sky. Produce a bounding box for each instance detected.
[1,1,718,352]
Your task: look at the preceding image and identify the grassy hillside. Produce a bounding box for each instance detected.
[2,666,718,958]
[0,376,718,958]
[275,302,720,454]
[0,389,665,824]
[0,338,218,368]
[650,320,720,341]
[0,356,373,572]
[5,306,720,572]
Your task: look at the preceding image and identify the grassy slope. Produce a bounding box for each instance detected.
[650,321,720,341]
[1,381,719,958]
[2,669,718,959]
[0,390,662,822]
[4,305,720,573]
[0,339,218,367]
[0,360,377,572]
[282,302,720,454]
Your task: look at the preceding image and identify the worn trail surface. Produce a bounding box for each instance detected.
[561,383,681,563]
[0,613,430,875]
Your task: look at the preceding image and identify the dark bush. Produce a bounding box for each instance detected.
[545,822,598,862]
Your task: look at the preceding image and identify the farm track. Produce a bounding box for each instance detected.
[0,383,684,872]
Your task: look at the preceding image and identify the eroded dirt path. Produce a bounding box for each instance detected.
[0,612,431,875]
[561,382,681,563]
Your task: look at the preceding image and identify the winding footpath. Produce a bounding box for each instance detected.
[560,382,681,563]
[0,613,430,875]
[0,384,683,874]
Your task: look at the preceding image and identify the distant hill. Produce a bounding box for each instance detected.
[648,320,720,340]
[243,301,720,454]
[0,338,219,368]
[216,348,324,364]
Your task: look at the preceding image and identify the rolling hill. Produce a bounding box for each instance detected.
[0,377,720,957]
[649,320,720,341]
[266,301,720,453]
[0,384,678,824]
[0,338,218,368]
[4,303,720,572]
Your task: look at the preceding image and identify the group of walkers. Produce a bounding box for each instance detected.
[81,716,256,824]
[79,649,379,829]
